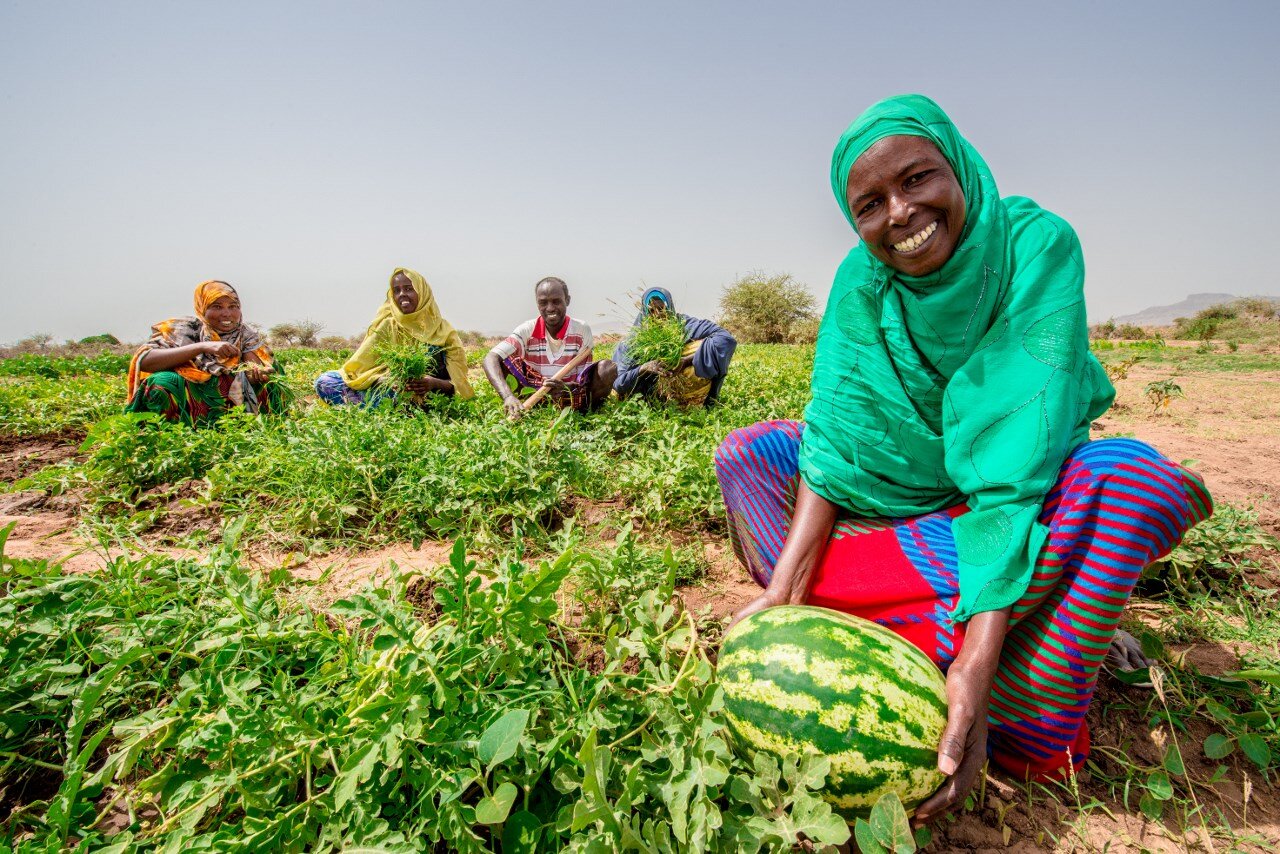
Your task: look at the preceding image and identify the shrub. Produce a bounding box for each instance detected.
[719,272,818,344]
[787,315,822,345]
[1091,319,1118,340]
[269,319,324,347]
[1116,324,1148,339]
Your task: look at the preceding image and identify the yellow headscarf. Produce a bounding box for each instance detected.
[341,268,474,398]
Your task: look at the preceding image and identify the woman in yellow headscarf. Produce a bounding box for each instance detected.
[125,280,286,426]
[314,268,474,406]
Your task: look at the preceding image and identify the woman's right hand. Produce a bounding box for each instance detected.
[504,396,525,420]
[202,341,239,359]
[725,480,839,632]
[727,587,787,633]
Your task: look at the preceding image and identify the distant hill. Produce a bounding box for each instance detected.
[1110,293,1241,327]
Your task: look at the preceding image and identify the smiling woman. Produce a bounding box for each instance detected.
[713,95,1214,821]
[125,280,287,426]
[313,267,474,407]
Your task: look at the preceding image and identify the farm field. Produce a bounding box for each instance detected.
[2,341,1279,852]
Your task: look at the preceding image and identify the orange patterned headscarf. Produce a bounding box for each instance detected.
[193,280,239,327]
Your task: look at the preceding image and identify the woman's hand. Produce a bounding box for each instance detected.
[726,481,838,632]
[639,359,669,376]
[503,395,525,420]
[242,364,273,383]
[726,587,787,633]
[912,608,1010,825]
[202,341,239,360]
[406,376,453,395]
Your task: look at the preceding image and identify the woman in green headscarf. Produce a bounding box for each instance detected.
[715,95,1211,819]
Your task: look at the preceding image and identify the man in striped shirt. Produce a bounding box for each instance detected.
[483,277,617,419]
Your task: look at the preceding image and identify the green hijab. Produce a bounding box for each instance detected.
[799,95,1114,621]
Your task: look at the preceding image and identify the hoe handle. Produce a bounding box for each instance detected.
[520,347,593,412]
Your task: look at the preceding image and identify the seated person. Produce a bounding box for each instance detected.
[483,277,616,419]
[315,267,474,406]
[612,287,737,407]
[126,280,285,426]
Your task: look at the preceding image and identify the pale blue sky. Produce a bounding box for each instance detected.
[1,1,1276,342]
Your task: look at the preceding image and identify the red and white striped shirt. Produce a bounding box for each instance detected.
[490,316,594,380]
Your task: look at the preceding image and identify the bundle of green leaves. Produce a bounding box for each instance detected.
[625,312,686,370]
[376,340,443,392]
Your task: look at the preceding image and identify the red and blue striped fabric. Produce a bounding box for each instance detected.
[714,420,1211,779]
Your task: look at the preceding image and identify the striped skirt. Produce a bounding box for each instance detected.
[714,420,1212,779]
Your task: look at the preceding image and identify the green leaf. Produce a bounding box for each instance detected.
[1139,792,1163,821]
[855,818,888,854]
[334,739,381,810]
[914,825,933,848]
[1110,666,1153,687]
[1239,733,1272,769]
[475,781,518,825]
[501,810,542,853]
[869,791,915,853]
[478,708,530,770]
[1146,770,1173,801]
[1203,733,1235,760]
[1163,744,1185,776]
[1227,668,1280,689]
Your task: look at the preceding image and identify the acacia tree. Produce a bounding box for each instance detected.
[718,272,818,343]
[269,320,324,347]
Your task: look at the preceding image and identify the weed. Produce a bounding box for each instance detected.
[1144,378,1184,414]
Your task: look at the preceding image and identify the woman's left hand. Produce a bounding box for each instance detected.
[406,376,443,395]
[243,364,273,383]
[912,608,1010,826]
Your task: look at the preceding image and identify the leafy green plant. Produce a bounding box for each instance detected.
[625,311,686,370]
[375,340,443,395]
[0,526,858,851]
[1144,378,1184,414]
[1103,355,1144,383]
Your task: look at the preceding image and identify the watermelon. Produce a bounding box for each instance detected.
[717,605,947,817]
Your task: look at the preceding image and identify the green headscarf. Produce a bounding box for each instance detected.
[799,95,1114,621]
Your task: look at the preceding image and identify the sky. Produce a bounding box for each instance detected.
[1,1,1277,343]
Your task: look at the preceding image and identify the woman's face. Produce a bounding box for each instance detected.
[204,295,242,335]
[845,135,966,277]
[391,273,419,313]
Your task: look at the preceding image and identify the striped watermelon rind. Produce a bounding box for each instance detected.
[717,605,947,817]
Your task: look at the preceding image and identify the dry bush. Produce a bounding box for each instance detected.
[719,272,818,344]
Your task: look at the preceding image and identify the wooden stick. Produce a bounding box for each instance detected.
[519,347,593,412]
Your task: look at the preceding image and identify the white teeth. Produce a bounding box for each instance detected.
[893,221,937,253]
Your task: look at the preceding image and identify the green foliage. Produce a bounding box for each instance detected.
[1144,378,1184,414]
[625,312,686,370]
[1145,504,1278,596]
[0,352,129,380]
[374,340,443,395]
[853,792,929,854]
[1103,355,1143,383]
[718,272,818,344]
[0,528,854,851]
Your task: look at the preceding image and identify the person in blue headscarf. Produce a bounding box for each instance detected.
[612,287,737,407]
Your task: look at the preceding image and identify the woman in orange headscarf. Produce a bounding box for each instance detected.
[125,280,287,426]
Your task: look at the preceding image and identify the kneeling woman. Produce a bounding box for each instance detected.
[126,280,285,426]
[613,287,737,407]
[315,268,473,406]
[715,96,1211,821]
